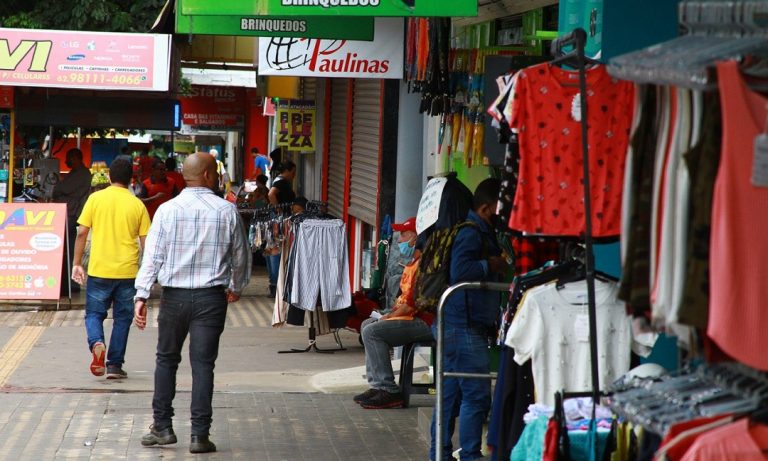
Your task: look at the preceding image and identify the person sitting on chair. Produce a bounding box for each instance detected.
[354,217,435,409]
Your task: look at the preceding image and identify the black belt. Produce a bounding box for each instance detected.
[163,286,226,294]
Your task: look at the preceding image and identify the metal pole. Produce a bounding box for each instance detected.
[435,281,509,461]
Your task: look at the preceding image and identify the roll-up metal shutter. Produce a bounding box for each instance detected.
[301,78,317,101]
[348,79,382,226]
[327,79,348,218]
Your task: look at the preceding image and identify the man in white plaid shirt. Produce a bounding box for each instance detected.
[133,152,250,454]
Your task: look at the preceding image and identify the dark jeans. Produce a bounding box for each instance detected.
[85,276,135,367]
[152,286,227,437]
[430,326,491,461]
[265,252,280,287]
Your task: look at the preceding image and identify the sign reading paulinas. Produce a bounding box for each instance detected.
[0,203,66,300]
[275,100,316,153]
[182,0,477,17]
[176,1,374,40]
[258,18,402,79]
[0,28,171,91]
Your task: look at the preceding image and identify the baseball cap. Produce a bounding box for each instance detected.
[392,217,417,233]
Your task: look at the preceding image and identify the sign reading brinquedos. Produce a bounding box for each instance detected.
[182,0,477,17]
[176,0,374,40]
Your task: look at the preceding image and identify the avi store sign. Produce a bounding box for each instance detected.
[182,0,477,17]
[258,18,403,79]
[180,85,246,129]
[0,28,171,91]
[0,203,66,300]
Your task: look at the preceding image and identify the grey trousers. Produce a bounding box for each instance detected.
[361,317,434,393]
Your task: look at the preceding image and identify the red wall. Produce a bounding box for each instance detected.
[244,93,269,180]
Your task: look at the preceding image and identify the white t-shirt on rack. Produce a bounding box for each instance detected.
[505,280,631,407]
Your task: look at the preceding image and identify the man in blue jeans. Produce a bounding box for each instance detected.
[430,178,507,461]
[133,153,250,454]
[71,158,151,379]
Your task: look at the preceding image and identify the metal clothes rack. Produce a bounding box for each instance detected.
[435,28,602,461]
[548,28,603,461]
[274,200,347,354]
[607,0,768,90]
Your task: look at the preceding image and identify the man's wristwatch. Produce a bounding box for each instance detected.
[134,297,147,304]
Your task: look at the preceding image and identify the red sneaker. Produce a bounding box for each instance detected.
[90,342,106,376]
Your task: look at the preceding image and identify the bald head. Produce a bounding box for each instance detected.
[183,152,217,188]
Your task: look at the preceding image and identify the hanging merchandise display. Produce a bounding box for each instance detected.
[488,2,768,461]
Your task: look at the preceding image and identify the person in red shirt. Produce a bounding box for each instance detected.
[138,159,178,220]
[137,149,155,182]
[164,157,186,192]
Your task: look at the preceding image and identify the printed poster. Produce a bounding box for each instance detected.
[0,203,66,300]
[275,100,316,153]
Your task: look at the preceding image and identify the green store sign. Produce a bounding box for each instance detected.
[177,0,375,40]
[182,0,477,17]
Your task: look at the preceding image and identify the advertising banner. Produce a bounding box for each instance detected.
[0,203,66,300]
[0,28,171,91]
[183,0,477,17]
[176,0,374,40]
[0,86,12,108]
[275,100,316,152]
[258,18,403,79]
[180,85,246,129]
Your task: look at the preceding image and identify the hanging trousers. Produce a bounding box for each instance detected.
[290,219,351,311]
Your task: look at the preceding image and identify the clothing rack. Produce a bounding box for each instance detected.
[277,199,346,354]
[549,28,603,461]
[278,310,346,354]
[607,0,768,89]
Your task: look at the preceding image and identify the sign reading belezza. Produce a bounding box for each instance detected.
[0,203,66,300]
[0,28,171,91]
[182,0,477,17]
[176,0,374,40]
[258,18,403,79]
[275,100,316,153]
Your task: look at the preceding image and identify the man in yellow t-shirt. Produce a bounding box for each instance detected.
[72,158,151,380]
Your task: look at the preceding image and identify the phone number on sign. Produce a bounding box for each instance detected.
[56,73,147,85]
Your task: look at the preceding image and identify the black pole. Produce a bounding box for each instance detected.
[574,28,601,461]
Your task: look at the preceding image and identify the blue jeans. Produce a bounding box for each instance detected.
[430,326,491,461]
[265,253,280,286]
[152,287,227,437]
[361,317,434,393]
[84,276,136,367]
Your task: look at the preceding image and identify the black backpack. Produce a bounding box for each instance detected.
[414,221,481,312]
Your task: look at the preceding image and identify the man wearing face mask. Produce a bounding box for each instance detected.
[430,178,507,461]
[354,217,435,410]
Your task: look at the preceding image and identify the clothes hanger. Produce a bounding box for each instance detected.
[608,0,768,90]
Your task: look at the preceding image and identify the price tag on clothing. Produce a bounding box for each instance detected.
[752,134,768,188]
[574,314,591,342]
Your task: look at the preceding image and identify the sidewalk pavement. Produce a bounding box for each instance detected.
[0,268,433,459]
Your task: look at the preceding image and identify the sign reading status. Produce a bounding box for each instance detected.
[175,0,374,40]
[0,28,171,91]
[182,0,477,17]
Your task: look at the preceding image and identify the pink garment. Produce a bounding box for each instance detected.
[709,61,768,371]
[680,419,768,461]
